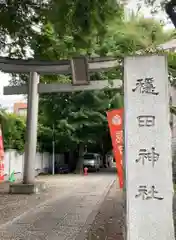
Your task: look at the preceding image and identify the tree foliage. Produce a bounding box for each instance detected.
[2,113,25,152]
[0,0,124,57]
[38,89,123,154]
[31,13,172,158]
[48,0,124,49]
[0,0,48,57]
[1,1,176,167]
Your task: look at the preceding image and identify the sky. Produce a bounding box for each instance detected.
[0,0,175,112]
[0,73,25,112]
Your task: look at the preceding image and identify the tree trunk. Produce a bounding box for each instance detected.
[68,151,75,172]
[75,143,84,172]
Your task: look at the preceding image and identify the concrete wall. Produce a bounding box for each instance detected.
[3,149,64,181]
[170,86,176,155]
[170,87,176,177]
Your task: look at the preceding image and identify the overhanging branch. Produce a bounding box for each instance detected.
[165,0,176,28]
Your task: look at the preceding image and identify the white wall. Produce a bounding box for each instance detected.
[171,86,176,157]
[3,149,64,181]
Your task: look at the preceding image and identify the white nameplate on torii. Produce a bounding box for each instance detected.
[124,55,175,240]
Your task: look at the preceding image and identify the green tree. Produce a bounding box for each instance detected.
[48,0,123,49]
[0,0,48,57]
[32,13,171,169]
[4,2,176,170]
[0,106,7,123]
[97,15,171,57]
[2,113,25,152]
[0,0,124,57]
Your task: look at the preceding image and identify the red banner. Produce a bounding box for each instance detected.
[107,109,123,188]
[0,126,4,181]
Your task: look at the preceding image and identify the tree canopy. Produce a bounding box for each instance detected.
[31,12,174,160]
[1,1,176,169]
[0,0,124,57]
[1,112,25,152]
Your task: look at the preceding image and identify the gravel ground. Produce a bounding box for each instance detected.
[2,174,176,240]
[0,175,85,226]
[85,181,124,240]
[0,174,115,240]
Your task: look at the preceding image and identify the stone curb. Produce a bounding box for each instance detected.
[76,179,116,240]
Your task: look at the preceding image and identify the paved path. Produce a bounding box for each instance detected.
[85,181,124,240]
[0,172,116,240]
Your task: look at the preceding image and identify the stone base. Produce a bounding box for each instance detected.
[9,182,46,194]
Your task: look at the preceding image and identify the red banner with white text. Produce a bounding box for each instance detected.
[0,126,4,182]
[107,109,123,188]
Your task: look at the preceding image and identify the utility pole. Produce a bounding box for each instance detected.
[52,123,55,175]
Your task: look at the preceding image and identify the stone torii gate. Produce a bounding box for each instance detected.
[1,56,122,193]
